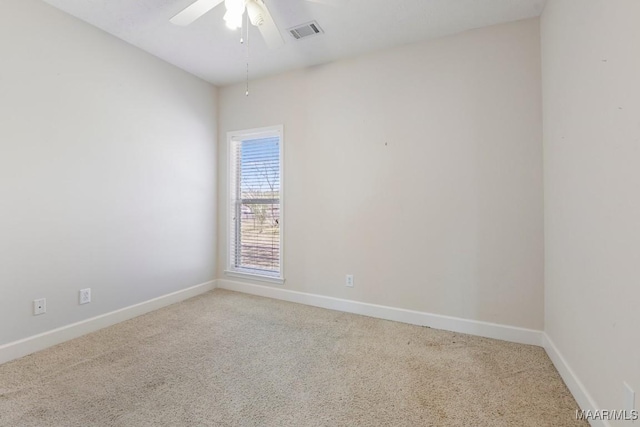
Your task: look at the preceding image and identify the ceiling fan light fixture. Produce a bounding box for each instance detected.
[224,0,245,15]
[223,0,245,29]
[223,10,243,29]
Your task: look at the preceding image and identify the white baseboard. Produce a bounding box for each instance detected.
[0,280,216,365]
[2,277,600,426]
[542,333,608,427]
[216,279,543,346]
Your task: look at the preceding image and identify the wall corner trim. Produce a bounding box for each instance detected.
[542,333,609,427]
[0,280,216,365]
[216,279,543,346]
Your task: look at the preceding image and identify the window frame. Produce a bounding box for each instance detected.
[224,125,284,285]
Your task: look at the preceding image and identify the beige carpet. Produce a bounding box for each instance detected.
[0,289,585,427]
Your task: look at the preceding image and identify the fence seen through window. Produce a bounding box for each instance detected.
[230,135,281,277]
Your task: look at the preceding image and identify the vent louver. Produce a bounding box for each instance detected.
[288,21,323,40]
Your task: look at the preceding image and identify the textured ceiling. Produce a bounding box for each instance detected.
[41,0,546,86]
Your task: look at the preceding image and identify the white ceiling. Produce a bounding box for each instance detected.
[41,0,546,86]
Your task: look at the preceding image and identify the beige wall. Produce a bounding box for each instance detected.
[0,0,218,345]
[218,18,544,330]
[542,0,640,418]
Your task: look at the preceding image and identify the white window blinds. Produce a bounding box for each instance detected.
[229,131,282,278]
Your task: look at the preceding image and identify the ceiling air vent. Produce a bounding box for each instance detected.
[288,21,323,40]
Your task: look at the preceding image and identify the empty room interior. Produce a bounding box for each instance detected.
[1,0,638,425]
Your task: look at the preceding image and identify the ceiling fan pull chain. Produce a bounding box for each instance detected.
[240,8,245,44]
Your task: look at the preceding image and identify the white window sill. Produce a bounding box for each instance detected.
[224,270,285,285]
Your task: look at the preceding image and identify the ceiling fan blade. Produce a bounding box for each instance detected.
[304,0,349,6]
[255,0,285,49]
[170,0,225,26]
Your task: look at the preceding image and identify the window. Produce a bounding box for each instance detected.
[226,126,283,283]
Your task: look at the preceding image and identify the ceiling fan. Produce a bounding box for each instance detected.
[170,0,348,49]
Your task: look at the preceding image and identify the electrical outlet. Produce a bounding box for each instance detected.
[79,288,91,305]
[624,382,635,411]
[346,275,354,287]
[33,298,46,315]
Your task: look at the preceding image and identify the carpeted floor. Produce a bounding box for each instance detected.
[0,289,586,426]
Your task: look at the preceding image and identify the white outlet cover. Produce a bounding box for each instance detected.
[346,275,354,287]
[79,288,91,305]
